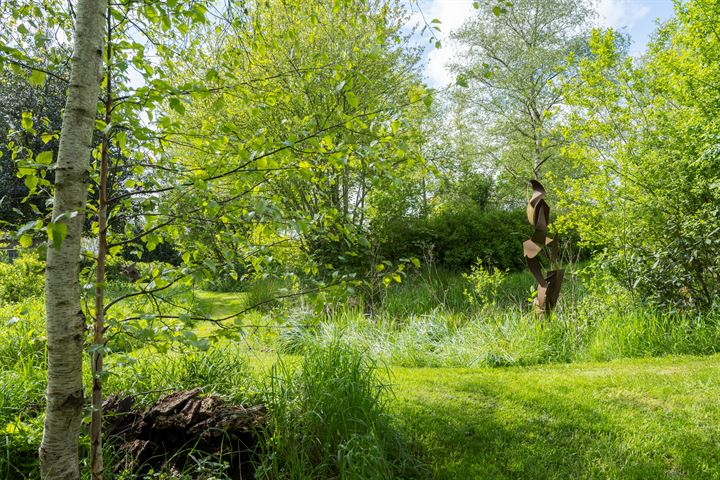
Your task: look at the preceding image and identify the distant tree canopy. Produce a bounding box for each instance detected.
[450,0,593,203]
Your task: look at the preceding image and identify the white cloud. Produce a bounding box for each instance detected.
[595,0,650,28]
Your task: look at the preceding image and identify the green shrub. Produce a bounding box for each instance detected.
[0,252,44,305]
[429,208,530,270]
[462,261,509,308]
[373,208,530,271]
[371,216,435,265]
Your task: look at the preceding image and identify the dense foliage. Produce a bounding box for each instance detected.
[558,1,720,310]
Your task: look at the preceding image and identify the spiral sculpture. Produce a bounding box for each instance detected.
[524,180,563,314]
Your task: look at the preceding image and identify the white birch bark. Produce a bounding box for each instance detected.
[39,1,107,478]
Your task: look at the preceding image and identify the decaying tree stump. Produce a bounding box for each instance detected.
[103,388,266,478]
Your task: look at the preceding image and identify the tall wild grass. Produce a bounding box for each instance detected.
[280,264,720,368]
[258,339,425,479]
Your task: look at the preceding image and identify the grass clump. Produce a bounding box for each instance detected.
[285,305,720,369]
[258,339,424,479]
[104,344,262,406]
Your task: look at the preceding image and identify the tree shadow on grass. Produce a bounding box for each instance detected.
[393,370,720,480]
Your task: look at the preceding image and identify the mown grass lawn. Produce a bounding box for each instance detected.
[193,290,250,317]
[391,355,720,480]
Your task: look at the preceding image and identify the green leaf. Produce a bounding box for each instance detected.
[345,91,359,109]
[456,74,469,88]
[205,69,220,82]
[21,112,33,131]
[28,69,46,87]
[169,97,185,114]
[17,219,41,236]
[19,235,33,248]
[24,175,38,191]
[47,222,68,250]
[160,14,172,32]
[35,150,53,164]
[115,131,127,149]
[493,6,502,16]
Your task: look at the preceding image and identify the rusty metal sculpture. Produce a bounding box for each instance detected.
[524,180,563,314]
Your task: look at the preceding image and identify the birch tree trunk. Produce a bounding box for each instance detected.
[40,1,107,478]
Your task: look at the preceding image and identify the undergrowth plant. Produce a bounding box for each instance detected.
[0,252,44,305]
[1,297,47,478]
[462,261,509,308]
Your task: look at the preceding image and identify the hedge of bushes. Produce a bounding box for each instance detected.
[373,208,531,271]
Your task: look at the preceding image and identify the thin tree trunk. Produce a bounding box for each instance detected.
[40,1,106,478]
[90,11,113,479]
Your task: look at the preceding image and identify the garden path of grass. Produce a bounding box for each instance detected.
[390,354,720,480]
[189,291,720,478]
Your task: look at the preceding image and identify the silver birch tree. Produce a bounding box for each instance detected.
[39,0,107,478]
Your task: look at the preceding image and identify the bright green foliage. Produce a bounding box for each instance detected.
[0,252,44,304]
[558,1,720,310]
[0,297,46,478]
[450,0,592,194]
[162,0,431,284]
[3,0,720,477]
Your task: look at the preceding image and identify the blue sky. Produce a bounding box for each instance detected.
[415,0,677,87]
